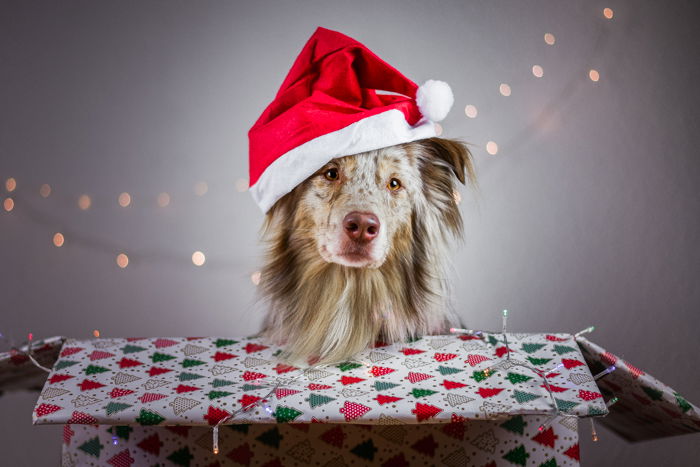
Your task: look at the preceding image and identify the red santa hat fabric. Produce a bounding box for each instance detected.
[248,26,454,213]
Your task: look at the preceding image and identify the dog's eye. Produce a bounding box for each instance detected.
[387,178,402,191]
[324,168,339,181]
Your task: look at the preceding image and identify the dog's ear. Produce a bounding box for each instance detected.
[421,137,476,186]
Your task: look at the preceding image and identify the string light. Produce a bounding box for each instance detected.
[464,104,478,118]
[78,194,91,210]
[574,326,596,338]
[3,198,14,212]
[590,418,599,441]
[5,177,17,192]
[603,8,614,19]
[194,181,208,196]
[116,253,129,268]
[251,271,261,285]
[157,192,170,207]
[118,192,131,207]
[589,69,600,82]
[499,83,512,96]
[53,233,65,247]
[39,184,51,198]
[191,251,206,266]
[544,33,555,45]
[594,365,616,380]
[532,65,544,78]
[486,141,499,155]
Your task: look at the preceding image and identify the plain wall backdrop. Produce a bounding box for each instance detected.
[1,0,699,464]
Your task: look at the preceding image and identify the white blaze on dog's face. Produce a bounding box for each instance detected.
[300,146,421,268]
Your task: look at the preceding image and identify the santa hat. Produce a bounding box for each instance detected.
[248,26,454,213]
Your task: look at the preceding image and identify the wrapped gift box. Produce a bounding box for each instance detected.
[0,336,64,394]
[32,333,610,466]
[576,336,700,442]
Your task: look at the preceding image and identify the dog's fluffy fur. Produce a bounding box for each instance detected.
[258,137,476,364]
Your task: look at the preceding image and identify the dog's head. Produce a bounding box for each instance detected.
[264,137,476,270]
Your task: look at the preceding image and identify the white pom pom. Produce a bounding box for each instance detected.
[416,79,454,122]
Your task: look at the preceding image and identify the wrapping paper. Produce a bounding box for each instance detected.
[0,336,64,394]
[576,336,700,441]
[33,333,607,427]
[61,415,581,467]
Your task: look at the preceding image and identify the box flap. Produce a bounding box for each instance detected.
[0,336,65,393]
[577,336,700,441]
[33,333,607,426]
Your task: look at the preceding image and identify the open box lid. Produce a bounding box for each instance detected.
[32,333,608,427]
[576,336,700,441]
[0,336,65,394]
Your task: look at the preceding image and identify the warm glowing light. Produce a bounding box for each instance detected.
[486,141,499,155]
[5,177,16,192]
[53,233,65,247]
[453,190,462,205]
[235,178,249,193]
[464,105,478,118]
[78,194,91,210]
[499,83,511,97]
[589,69,600,82]
[118,192,131,207]
[93,329,100,338]
[544,33,555,45]
[194,181,208,196]
[3,198,14,212]
[434,123,443,136]
[27,332,33,341]
[192,251,206,266]
[39,184,52,198]
[116,253,129,268]
[603,8,614,19]
[251,271,261,286]
[157,192,170,207]
[532,65,544,78]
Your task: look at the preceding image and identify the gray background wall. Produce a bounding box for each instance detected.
[1,0,698,464]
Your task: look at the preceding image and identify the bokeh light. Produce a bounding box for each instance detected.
[251,271,262,286]
[453,190,462,205]
[78,194,91,210]
[3,197,14,212]
[194,181,208,196]
[465,105,478,118]
[116,253,129,268]
[486,141,499,155]
[589,69,600,82]
[235,178,248,193]
[532,65,544,78]
[499,83,511,96]
[192,251,206,266]
[118,192,131,207]
[157,192,170,207]
[93,330,100,338]
[53,232,65,247]
[603,8,614,19]
[5,177,17,192]
[39,184,52,198]
[544,33,555,45]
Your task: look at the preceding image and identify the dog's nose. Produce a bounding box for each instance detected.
[343,212,380,243]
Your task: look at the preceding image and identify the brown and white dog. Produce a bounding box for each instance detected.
[258,137,476,364]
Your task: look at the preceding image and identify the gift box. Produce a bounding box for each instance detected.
[0,336,64,394]
[576,336,700,442]
[32,332,612,466]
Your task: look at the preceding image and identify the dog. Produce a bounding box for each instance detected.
[257,137,476,364]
